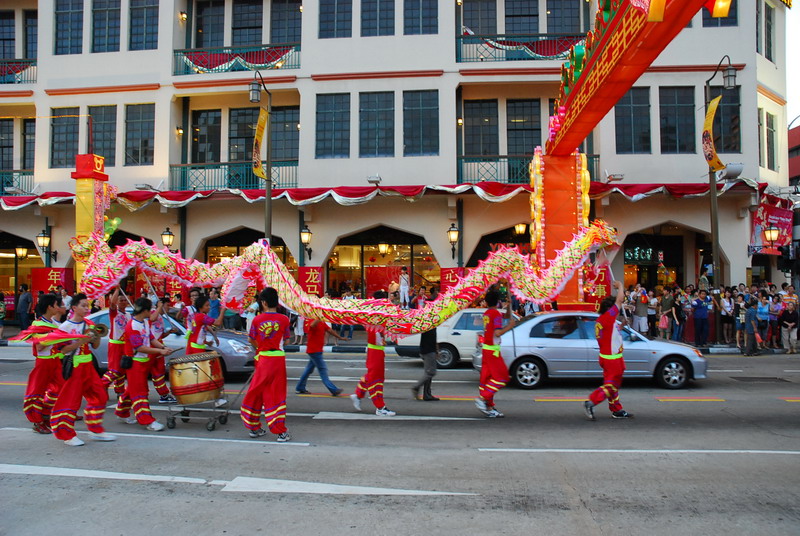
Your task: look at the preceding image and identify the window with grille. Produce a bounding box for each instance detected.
[55,0,83,55]
[24,11,37,59]
[507,99,541,154]
[404,0,437,35]
[360,92,394,157]
[316,94,351,158]
[271,0,302,43]
[271,106,300,160]
[708,86,741,153]
[615,87,651,154]
[320,0,353,39]
[0,119,12,170]
[232,0,263,46]
[191,109,221,164]
[464,0,497,35]
[0,11,14,59]
[766,112,776,171]
[403,90,439,156]
[464,100,499,156]
[89,105,117,166]
[195,0,224,48]
[362,0,394,37]
[506,0,538,34]
[229,108,259,162]
[92,0,120,52]
[547,0,580,33]
[51,108,79,168]
[702,0,737,27]
[125,104,155,166]
[22,119,35,170]
[659,87,695,154]
[130,0,158,50]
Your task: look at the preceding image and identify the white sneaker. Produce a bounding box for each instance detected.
[64,436,85,447]
[146,421,165,432]
[350,394,362,411]
[88,432,117,442]
[375,407,396,416]
[123,416,137,425]
[475,398,491,416]
[214,398,228,408]
[486,408,504,418]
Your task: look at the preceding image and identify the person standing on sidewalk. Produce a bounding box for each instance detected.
[17,284,32,331]
[351,291,397,416]
[744,297,760,356]
[295,318,345,395]
[50,294,117,446]
[240,287,292,442]
[475,289,516,418]
[411,327,439,401]
[691,289,713,347]
[779,301,798,353]
[584,280,633,420]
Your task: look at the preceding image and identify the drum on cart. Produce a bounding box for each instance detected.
[169,351,225,405]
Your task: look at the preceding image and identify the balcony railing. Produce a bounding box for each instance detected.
[174,44,300,75]
[1,170,34,195]
[458,155,600,184]
[0,59,37,84]
[457,33,585,63]
[169,161,298,191]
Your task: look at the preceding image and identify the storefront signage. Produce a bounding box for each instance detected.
[751,203,793,255]
[299,267,323,297]
[31,268,75,297]
[440,268,464,292]
[583,264,612,310]
[624,247,655,264]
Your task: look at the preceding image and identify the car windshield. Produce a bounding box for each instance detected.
[579,317,643,342]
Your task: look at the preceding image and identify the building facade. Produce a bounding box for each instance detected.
[0,0,792,304]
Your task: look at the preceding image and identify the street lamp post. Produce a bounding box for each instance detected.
[705,55,737,343]
[249,71,273,241]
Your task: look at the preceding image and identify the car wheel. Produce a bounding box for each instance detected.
[655,356,691,389]
[511,357,546,389]
[436,344,460,369]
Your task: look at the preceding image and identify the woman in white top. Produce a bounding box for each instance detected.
[720,289,734,344]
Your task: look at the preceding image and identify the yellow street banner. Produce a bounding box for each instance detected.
[252,107,269,179]
[702,96,725,172]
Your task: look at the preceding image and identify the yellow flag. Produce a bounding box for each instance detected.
[702,96,725,172]
[252,107,269,179]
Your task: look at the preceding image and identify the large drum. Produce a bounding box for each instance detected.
[169,351,225,405]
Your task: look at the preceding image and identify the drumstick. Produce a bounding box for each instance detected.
[118,286,134,308]
[141,273,160,299]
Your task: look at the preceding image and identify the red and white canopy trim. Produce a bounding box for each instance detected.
[0,179,768,212]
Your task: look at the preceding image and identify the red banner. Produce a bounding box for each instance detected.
[31,268,75,298]
[583,264,612,310]
[751,203,793,255]
[365,266,401,298]
[440,267,465,292]
[298,267,323,297]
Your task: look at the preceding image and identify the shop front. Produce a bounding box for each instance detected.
[622,232,682,290]
[0,231,43,319]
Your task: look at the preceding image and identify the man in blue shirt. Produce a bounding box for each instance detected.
[208,288,221,319]
[691,289,713,347]
[744,298,760,356]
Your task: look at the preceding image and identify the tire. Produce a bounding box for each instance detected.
[511,357,547,389]
[218,414,228,425]
[206,420,216,431]
[655,356,691,389]
[166,417,176,429]
[436,344,460,369]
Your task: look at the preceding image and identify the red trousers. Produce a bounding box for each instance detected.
[149,355,170,397]
[101,343,126,395]
[115,358,157,425]
[50,361,108,441]
[478,349,509,406]
[23,357,64,424]
[240,355,287,435]
[588,357,626,412]
[355,349,385,409]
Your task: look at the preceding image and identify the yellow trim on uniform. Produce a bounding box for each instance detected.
[367,343,385,351]
[600,352,623,360]
[73,354,93,366]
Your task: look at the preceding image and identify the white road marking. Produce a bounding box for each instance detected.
[0,427,310,446]
[784,370,800,373]
[708,369,744,373]
[220,476,476,495]
[292,376,474,384]
[478,448,800,455]
[143,406,317,418]
[0,463,207,484]
[313,411,481,421]
[0,464,475,496]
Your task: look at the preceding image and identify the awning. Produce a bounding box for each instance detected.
[0,179,769,212]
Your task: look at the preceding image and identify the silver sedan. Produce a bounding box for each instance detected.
[473,311,707,389]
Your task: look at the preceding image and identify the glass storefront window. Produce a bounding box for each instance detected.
[206,244,297,281]
[0,250,44,306]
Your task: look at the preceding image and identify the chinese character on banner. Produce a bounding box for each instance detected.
[31,268,75,297]
[583,264,612,310]
[298,267,323,297]
[440,268,464,292]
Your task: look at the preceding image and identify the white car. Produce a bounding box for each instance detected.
[472,311,708,389]
[395,308,514,368]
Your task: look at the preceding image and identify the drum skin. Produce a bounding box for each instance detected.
[169,352,225,405]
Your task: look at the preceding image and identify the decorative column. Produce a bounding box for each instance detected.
[71,154,112,289]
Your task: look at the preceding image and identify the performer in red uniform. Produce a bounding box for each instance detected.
[148,298,177,404]
[584,280,633,420]
[186,295,224,355]
[240,288,292,442]
[475,289,515,418]
[101,289,129,397]
[50,294,116,446]
[351,291,397,416]
[22,294,67,434]
[115,298,174,431]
